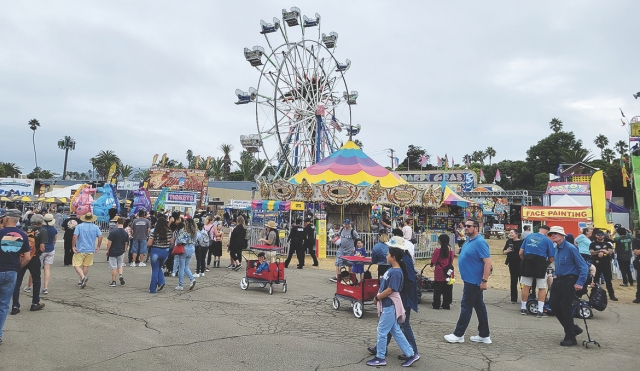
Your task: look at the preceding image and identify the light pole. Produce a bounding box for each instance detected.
[57,136,76,180]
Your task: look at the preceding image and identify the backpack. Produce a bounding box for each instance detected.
[589,284,608,311]
[26,228,38,258]
[196,230,210,247]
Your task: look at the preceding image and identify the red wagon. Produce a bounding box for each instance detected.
[331,256,379,318]
[239,245,287,295]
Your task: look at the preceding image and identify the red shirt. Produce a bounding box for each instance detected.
[431,248,455,282]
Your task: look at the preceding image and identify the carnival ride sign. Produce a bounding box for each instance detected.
[399,171,476,192]
[0,178,34,196]
[546,182,589,195]
[522,206,591,221]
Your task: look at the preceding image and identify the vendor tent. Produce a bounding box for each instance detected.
[289,141,406,187]
[44,185,82,198]
[551,194,583,207]
[608,201,630,228]
[442,186,472,207]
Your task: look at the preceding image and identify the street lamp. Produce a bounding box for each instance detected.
[57,136,76,180]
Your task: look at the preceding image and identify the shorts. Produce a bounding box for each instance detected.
[72,253,94,267]
[40,251,55,265]
[108,255,125,269]
[131,239,148,255]
[335,250,353,267]
[520,276,547,289]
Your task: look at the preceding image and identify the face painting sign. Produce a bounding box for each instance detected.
[522,206,591,221]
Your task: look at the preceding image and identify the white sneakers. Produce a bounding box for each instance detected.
[175,286,184,291]
[444,334,464,343]
[470,336,492,344]
[130,263,136,267]
[445,334,492,344]
[138,262,146,267]
[193,273,200,278]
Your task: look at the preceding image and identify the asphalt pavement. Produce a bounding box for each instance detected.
[2,242,639,371]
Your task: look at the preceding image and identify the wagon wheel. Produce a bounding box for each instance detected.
[332,297,340,310]
[526,300,538,315]
[282,283,287,293]
[240,277,249,290]
[259,283,266,288]
[269,283,274,295]
[353,301,363,318]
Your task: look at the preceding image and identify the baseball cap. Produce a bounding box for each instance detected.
[0,209,22,218]
[343,218,351,224]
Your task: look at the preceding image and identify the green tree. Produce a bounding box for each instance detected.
[525,131,584,174]
[220,144,234,181]
[614,140,628,157]
[602,148,616,163]
[120,165,134,179]
[471,150,486,165]
[400,145,426,170]
[27,167,58,179]
[353,139,364,149]
[186,150,194,167]
[534,172,550,191]
[90,150,121,180]
[549,117,563,133]
[561,148,594,164]
[233,151,256,181]
[593,134,609,158]
[207,157,224,180]
[133,168,150,181]
[163,158,184,168]
[0,162,22,178]
[485,147,496,165]
[28,119,40,178]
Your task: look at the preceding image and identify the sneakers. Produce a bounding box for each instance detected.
[41,288,48,295]
[119,276,125,285]
[444,334,464,343]
[157,284,165,292]
[233,265,242,271]
[30,303,45,312]
[109,281,117,287]
[329,277,338,283]
[536,312,548,318]
[189,280,197,290]
[193,273,200,278]
[227,264,234,269]
[470,335,492,344]
[366,357,387,367]
[200,272,205,277]
[401,354,420,367]
[138,262,146,267]
[80,276,88,289]
[23,286,31,293]
[175,286,184,291]
[130,263,136,267]
[205,268,211,272]
[170,272,176,277]
[520,309,527,315]
[620,283,628,287]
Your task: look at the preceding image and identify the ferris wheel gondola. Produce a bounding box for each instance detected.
[235,6,358,180]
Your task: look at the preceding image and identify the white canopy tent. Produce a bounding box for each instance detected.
[43,184,82,198]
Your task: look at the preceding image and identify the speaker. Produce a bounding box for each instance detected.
[509,205,522,224]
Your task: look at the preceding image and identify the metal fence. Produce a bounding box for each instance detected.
[249,225,450,260]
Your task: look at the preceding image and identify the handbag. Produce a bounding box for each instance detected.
[172,244,185,255]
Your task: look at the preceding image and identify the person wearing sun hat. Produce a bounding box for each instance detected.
[71,212,102,288]
[546,226,589,346]
[330,218,359,283]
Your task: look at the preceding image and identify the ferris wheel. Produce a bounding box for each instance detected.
[236,6,359,180]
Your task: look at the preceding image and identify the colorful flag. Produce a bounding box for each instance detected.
[479,169,485,182]
[451,157,454,167]
[622,166,630,187]
[330,115,342,132]
[465,155,470,166]
[437,156,441,166]
[420,155,427,167]
[392,157,399,170]
[495,169,501,182]
[621,118,626,126]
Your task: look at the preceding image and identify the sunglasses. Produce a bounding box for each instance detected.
[595,233,604,236]
[464,224,476,228]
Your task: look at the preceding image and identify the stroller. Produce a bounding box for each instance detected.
[415,262,435,304]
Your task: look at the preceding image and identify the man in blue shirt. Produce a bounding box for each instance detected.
[519,225,555,317]
[72,213,102,289]
[547,226,589,346]
[444,219,492,345]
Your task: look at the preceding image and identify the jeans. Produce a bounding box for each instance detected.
[131,239,148,255]
[177,245,195,287]
[0,271,18,339]
[399,308,418,355]
[12,257,41,309]
[195,246,207,273]
[149,247,169,293]
[454,282,490,338]
[376,305,414,359]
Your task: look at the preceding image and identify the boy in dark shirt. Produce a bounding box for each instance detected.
[106,218,128,287]
[589,228,617,301]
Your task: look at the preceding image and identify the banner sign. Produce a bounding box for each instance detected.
[546,182,589,195]
[522,206,591,221]
[166,191,196,204]
[631,123,640,137]
[0,178,35,196]
[148,167,208,208]
[398,171,476,192]
[290,201,305,211]
[228,200,252,209]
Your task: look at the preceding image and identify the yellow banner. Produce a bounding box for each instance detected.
[317,219,327,259]
[522,206,591,220]
[632,123,640,137]
[290,201,305,211]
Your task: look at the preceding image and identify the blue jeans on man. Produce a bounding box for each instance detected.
[453,282,490,338]
[0,271,18,340]
[149,247,169,293]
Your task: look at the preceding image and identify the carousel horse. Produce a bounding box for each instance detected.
[93,184,118,219]
[72,186,96,216]
[129,188,151,218]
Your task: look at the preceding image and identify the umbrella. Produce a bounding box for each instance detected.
[37,196,47,201]
[57,197,69,203]
[12,195,36,202]
[0,196,11,202]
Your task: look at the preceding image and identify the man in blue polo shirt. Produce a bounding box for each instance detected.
[444,218,492,344]
[519,225,554,317]
[547,226,589,346]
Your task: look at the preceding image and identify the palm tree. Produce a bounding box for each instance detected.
[0,162,22,178]
[28,119,40,178]
[602,148,616,163]
[233,152,256,181]
[207,157,224,180]
[120,164,134,179]
[90,150,121,180]
[593,134,609,158]
[485,147,496,165]
[353,139,364,149]
[134,168,150,181]
[549,118,563,133]
[219,144,234,181]
[471,150,486,165]
[561,148,595,164]
[614,140,629,157]
[57,136,76,180]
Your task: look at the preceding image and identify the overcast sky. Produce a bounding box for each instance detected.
[2,1,639,177]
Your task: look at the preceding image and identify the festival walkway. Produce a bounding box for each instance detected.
[2,241,639,370]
